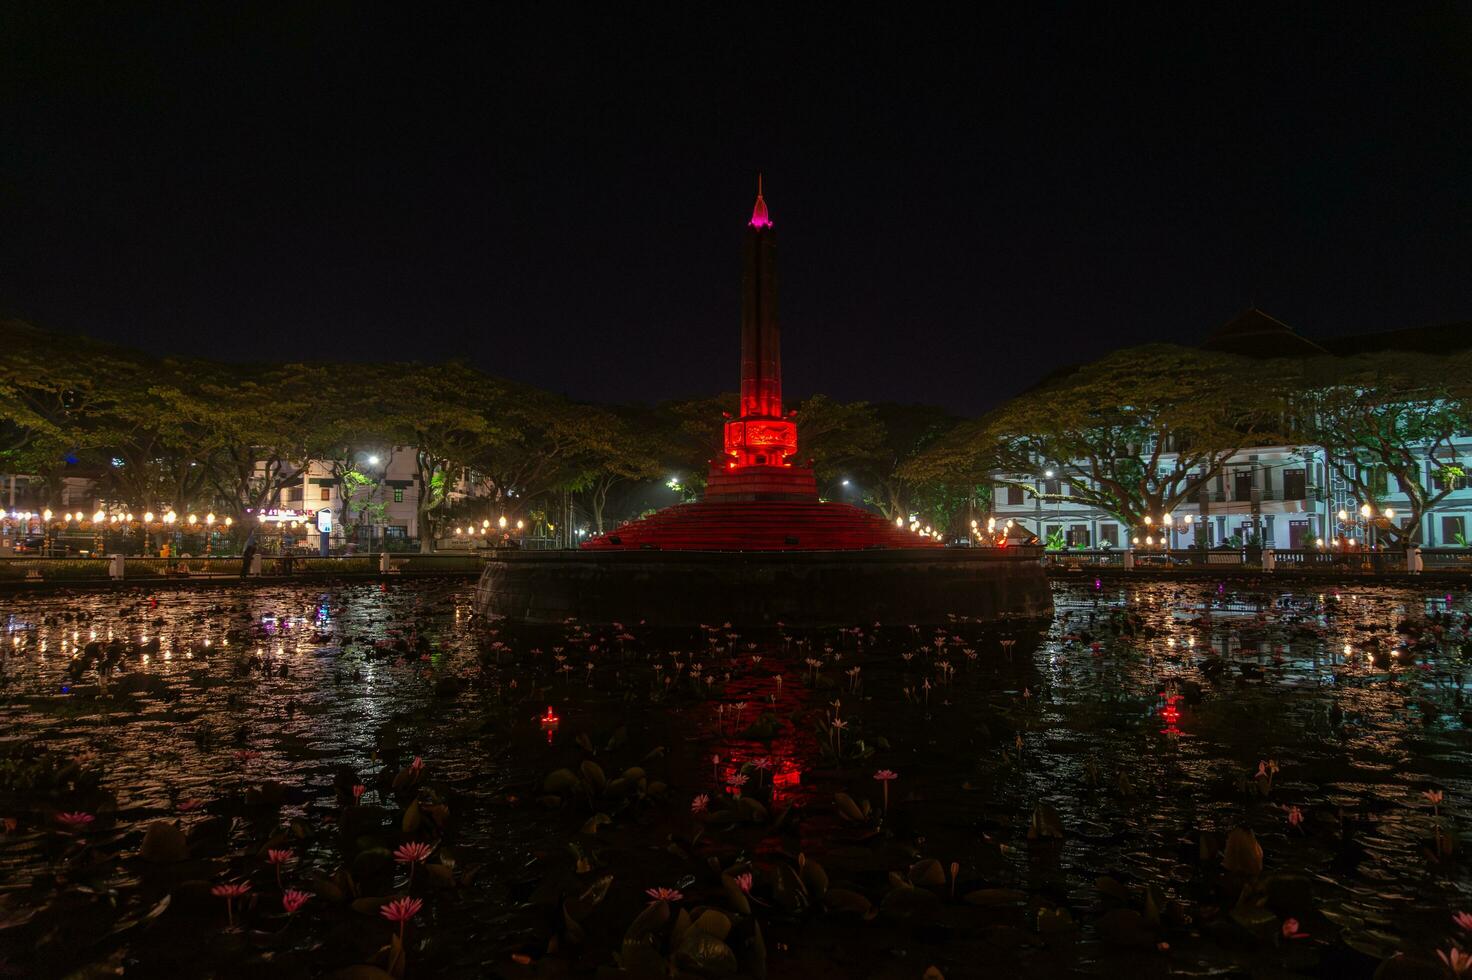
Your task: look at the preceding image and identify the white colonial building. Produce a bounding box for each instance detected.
[992,311,1472,551]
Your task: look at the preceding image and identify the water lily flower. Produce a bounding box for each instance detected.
[394,840,433,873]
[1454,911,1472,932]
[267,848,294,888]
[831,717,849,754]
[1440,947,1472,977]
[691,794,710,814]
[735,872,753,894]
[379,895,423,940]
[1425,788,1445,811]
[1,818,16,834]
[753,758,772,785]
[874,769,899,809]
[644,887,683,904]
[282,889,311,915]
[1285,805,1304,831]
[352,784,366,803]
[410,756,424,775]
[211,882,251,928]
[726,773,749,798]
[55,811,94,833]
[1281,917,1309,940]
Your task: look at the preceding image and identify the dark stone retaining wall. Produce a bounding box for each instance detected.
[475,549,1053,627]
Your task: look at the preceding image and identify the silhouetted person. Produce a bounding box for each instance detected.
[240,541,257,579]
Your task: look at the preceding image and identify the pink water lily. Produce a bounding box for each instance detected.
[874,769,899,809]
[690,794,710,814]
[644,887,683,904]
[1440,947,1472,977]
[735,872,753,894]
[351,784,366,803]
[282,889,311,915]
[1284,805,1303,830]
[266,848,294,888]
[55,811,94,832]
[1281,917,1309,940]
[1455,911,1472,932]
[211,882,251,928]
[379,895,423,940]
[394,841,433,885]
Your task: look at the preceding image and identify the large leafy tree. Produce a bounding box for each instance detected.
[563,405,663,533]
[1293,351,1472,546]
[964,345,1285,532]
[382,363,503,552]
[792,395,886,494]
[0,320,151,501]
[153,363,334,526]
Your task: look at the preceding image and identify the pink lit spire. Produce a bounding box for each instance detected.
[749,173,771,228]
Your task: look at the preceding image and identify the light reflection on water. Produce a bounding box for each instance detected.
[0,578,1468,974]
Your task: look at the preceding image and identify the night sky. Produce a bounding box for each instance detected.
[4,7,1470,414]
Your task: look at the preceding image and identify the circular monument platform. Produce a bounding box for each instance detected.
[474,546,1052,627]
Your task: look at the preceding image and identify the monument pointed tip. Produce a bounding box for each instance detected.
[749,174,771,228]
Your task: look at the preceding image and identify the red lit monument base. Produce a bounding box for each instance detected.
[474,547,1053,627]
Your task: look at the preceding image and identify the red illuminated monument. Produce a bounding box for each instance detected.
[584,180,935,551]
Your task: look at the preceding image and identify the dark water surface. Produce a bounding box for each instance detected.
[1,578,1470,978]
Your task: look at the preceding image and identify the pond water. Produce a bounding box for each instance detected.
[1,578,1470,978]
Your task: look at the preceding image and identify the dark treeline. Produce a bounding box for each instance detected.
[0,321,981,544]
[5,320,1470,547]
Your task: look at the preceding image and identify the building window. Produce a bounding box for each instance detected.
[1443,515,1467,545]
[1067,524,1089,547]
[287,487,303,502]
[393,487,404,503]
[1043,478,1060,496]
[320,487,331,501]
[1006,484,1024,506]
[1283,469,1306,501]
[1099,524,1119,547]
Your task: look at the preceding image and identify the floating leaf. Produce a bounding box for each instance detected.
[799,856,829,899]
[581,813,612,835]
[1222,826,1263,876]
[964,888,1026,907]
[1027,803,1065,840]
[139,821,188,863]
[674,930,738,975]
[543,769,581,794]
[823,888,873,916]
[580,760,607,794]
[834,793,868,822]
[908,858,946,889]
[691,908,733,942]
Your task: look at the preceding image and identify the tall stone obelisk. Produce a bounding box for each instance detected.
[722,176,798,471]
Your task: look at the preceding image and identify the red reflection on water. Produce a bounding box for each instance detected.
[710,665,820,807]
[1159,692,1182,736]
[540,705,560,743]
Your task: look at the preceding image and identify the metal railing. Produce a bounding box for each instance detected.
[1045,547,1472,574]
[0,552,483,585]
